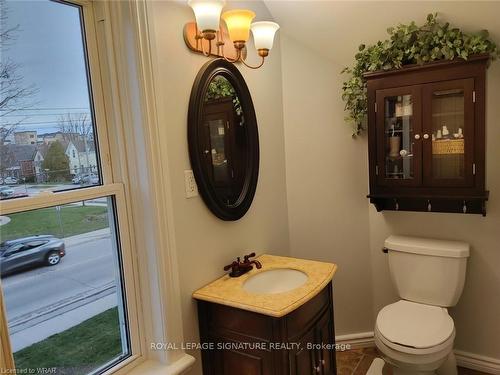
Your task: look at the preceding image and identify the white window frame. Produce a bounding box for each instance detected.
[92,1,195,373]
[3,0,195,374]
[0,1,144,373]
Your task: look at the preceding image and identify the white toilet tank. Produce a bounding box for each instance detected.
[384,235,470,307]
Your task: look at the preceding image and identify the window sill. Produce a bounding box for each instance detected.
[125,354,196,375]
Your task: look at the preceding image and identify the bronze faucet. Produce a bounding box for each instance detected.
[223,252,262,277]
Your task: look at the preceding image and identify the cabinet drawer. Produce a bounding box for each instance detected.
[206,303,274,341]
[286,285,331,339]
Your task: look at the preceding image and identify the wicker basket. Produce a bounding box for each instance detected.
[432,139,464,155]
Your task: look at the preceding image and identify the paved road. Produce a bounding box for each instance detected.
[1,235,117,324]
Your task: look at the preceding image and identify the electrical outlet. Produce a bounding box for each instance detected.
[184,170,198,198]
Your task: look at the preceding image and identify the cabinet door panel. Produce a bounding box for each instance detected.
[290,330,317,375]
[422,79,474,187]
[316,310,336,375]
[376,86,422,186]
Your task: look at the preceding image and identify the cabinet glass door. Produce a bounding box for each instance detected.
[376,86,422,186]
[423,79,474,186]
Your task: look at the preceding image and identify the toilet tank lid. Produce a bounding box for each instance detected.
[385,235,470,258]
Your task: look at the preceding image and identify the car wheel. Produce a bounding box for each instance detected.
[46,251,61,266]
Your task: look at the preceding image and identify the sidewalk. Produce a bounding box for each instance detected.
[63,227,111,247]
[10,292,117,352]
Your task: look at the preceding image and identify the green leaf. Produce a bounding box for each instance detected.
[341,12,498,136]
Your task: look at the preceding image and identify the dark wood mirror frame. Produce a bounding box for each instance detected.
[188,58,259,221]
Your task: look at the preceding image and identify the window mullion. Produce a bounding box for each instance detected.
[0,183,124,215]
[81,1,114,185]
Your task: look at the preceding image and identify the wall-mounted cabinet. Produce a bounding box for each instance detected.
[365,55,489,215]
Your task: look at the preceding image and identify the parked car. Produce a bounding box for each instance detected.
[0,186,15,198]
[3,177,18,185]
[72,175,82,184]
[82,174,99,184]
[0,235,66,276]
[72,174,99,185]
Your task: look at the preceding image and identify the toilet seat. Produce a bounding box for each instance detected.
[376,300,455,355]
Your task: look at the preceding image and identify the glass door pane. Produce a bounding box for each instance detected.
[423,78,474,186]
[383,95,415,180]
[430,89,465,179]
[207,118,229,184]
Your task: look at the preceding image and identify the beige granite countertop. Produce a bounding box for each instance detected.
[192,254,337,317]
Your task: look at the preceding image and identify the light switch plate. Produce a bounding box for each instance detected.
[184,170,198,198]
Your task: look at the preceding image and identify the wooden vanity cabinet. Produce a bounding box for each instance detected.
[365,54,489,215]
[197,283,336,375]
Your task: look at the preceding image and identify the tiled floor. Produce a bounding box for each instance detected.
[336,347,488,375]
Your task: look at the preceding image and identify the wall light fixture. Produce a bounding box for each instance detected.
[184,0,280,69]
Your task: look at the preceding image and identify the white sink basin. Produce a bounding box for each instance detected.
[243,268,308,294]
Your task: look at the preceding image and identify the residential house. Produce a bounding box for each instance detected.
[38,139,97,176]
[0,144,43,180]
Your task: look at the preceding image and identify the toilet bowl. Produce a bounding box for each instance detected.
[376,236,470,375]
[375,300,456,374]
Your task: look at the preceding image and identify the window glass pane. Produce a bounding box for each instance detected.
[0,197,130,373]
[1,0,101,199]
[384,95,415,179]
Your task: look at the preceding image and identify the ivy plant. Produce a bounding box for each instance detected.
[205,75,243,117]
[342,13,499,136]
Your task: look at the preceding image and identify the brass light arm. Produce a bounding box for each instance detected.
[199,34,213,57]
[240,55,265,70]
[222,47,241,63]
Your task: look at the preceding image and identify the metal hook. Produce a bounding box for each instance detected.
[427,200,432,212]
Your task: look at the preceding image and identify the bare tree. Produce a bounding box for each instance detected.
[57,112,93,177]
[57,112,93,142]
[0,0,38,144]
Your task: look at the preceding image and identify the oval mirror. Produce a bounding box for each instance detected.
[188,59,259,221]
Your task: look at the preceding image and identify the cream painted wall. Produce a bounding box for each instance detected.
[279,16,500,362]
[280,35,374,336]
[368,62,500,359]
[145,2,290,373]
[142,0,500,370]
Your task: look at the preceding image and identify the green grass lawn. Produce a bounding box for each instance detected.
[0,204,109,242]
[14,308,124,374]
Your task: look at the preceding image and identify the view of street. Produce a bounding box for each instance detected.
[1,230,120,351]
[1,182,100,199]
[0,0,128,371]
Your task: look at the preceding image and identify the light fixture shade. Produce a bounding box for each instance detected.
[251,21,280,51]
[188,0,225,33]
[221,9,256,43]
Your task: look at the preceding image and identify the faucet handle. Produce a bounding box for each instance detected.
[223,261,238,272]
[243,252,256,261]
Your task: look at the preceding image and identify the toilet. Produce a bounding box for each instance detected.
[374,235,470,375]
